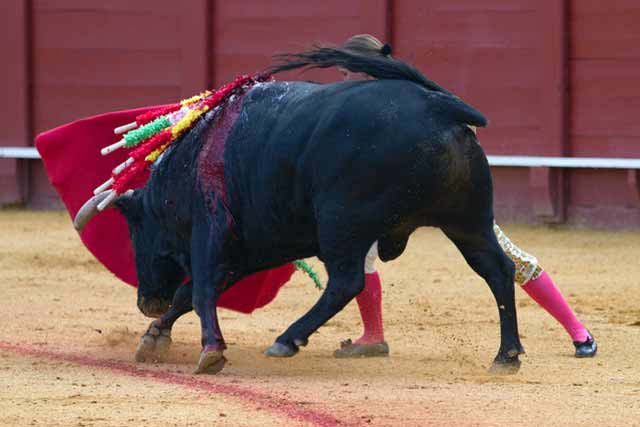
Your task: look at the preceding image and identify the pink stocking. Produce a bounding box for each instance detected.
[354,272,385,344]
[521,271,590,343]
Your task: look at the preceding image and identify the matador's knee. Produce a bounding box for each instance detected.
[365,242,378,274]
[493,223,543,285]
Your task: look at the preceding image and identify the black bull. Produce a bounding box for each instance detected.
[75,53,523,374]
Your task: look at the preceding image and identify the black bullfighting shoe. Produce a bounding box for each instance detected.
[333,339,390,358]
[574,332,597,358]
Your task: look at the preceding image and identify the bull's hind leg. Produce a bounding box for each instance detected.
[135,281,193,363]
[265,252,367,357]
[443,225,524,374]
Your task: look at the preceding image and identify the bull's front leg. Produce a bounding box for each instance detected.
[192,283,227,374]
[191,224,227,374]
[266,257,365,357]
[135,281,193,363]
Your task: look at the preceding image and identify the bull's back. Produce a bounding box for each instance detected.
[224,80,492,249]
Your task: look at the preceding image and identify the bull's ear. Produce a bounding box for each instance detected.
[73,190,135,231]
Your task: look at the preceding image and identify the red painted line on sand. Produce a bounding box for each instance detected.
[0,341,346,427]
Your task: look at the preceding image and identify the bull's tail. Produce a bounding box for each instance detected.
[266,45,487,127]
[429,92,488,128]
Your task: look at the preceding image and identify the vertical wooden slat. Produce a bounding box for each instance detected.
[539,0,569,157]
[386,0,394,46]
[0,0,31,205]
[210,0,217,89]
[359,0,391,43]
[179,0,211,98]
[529,0,568,223]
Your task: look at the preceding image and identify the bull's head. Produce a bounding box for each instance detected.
[74,191,186,318]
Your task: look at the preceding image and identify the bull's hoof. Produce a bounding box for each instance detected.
[489,355,521,375]
[134,323,172,363]
[194,349,227,375]
[264,342,298,358]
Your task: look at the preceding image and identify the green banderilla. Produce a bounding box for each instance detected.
[293,259,324,289]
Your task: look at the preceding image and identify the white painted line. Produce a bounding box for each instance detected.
[0,147,40,159]
[1,147,639,169]
[487,155,640,169]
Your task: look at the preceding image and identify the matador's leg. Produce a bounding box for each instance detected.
[493,223,596,357]
[493,223,542,285]
[334,242,389,358]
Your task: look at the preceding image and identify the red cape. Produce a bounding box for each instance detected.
[35,107,295,313]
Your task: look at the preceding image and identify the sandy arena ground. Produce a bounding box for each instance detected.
[1,209,639,426]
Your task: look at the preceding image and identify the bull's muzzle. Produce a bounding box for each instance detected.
[137,295,171,318]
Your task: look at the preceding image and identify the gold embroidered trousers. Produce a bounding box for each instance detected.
[493,223,543,285]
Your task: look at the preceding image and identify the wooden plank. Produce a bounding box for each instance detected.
[398,0,539,12]
[571,136,640,158]
[29,0,187,207]
[178,0,211,98]
[627,170,640,207]
[33,3,180,50]
[31,0,185,133]
[212,0,361,86]
[570,0,640,60]
[27,160,63,209]
[529,167,559,218]
[571,59,640,138]
[34,49,182,87]
[359,0,390,43]
[393,2,541,53]
[538,0,568,157]
[0,0,30,204]
[0,0,30,148]
[393,0,568,222]
[391,0,545,158]
[570,59,640,99]
[569,0,640,216]
[529,0,567,222]
[217,0,360,18]
[33,86,178,133]
[34,0,175,13]
[569,169,631,206]
[492,166,537,223]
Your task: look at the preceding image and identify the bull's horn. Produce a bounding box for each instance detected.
[73,190,133,231]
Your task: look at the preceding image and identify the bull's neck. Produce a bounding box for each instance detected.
[142,128,204,236]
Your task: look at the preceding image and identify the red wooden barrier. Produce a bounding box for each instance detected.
[1,0,638,227]
[0,0,30,205]
[568,0,640,227]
